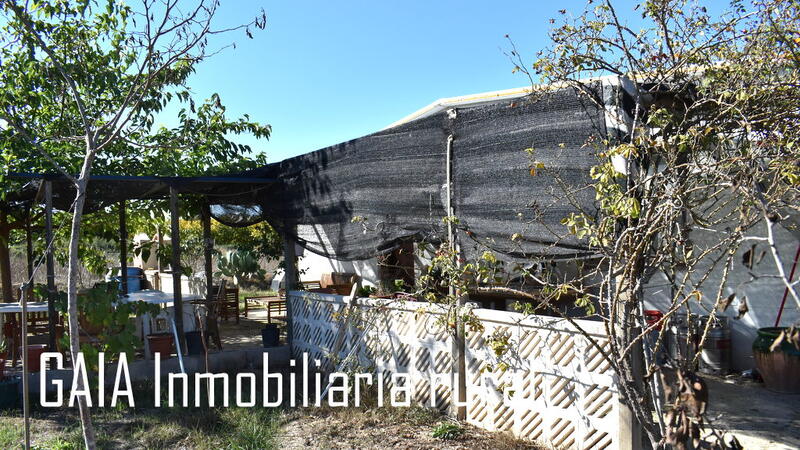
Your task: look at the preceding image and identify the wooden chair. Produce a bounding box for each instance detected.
[192,280,226,351]
[300,280,321,290]
[219,286,240,323]
[4,311,61,367]
[266,298,287,324]
[26,312,50,335]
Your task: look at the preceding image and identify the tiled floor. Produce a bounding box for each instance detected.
[704,374,800,449]
[217,303,286,350]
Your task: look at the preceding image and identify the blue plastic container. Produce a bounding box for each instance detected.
[110,267,144,293]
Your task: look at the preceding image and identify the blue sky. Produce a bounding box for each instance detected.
[172,0,640,162]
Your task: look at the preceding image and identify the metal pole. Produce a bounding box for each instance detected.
[20,286,30,449]
[171,318,186,374]
[45,181,57,351]
[155,225,163,290]
[169,187,185,352]
[119,200,128,295]
[775,243,800,327]
[445,128,467,420]
[282,224,298,347]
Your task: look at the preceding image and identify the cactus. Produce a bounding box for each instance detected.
[215,249,266,286]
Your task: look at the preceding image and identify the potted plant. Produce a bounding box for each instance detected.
[184,330,205,356]
[0,376,19,410]
[358,285,377,298]
[21,344,48,373]
[261,324,280,347]
[753,327,800,393]
[147,332,174,360]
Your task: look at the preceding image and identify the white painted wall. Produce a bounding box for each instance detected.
[643,219,799,371]
[297,248,380,286]
[146,271,205,296]
[270,245,380,291]
[287,218,799,372]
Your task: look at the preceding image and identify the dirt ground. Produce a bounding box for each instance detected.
[276,406,541,449]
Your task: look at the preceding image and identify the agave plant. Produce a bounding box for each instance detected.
[216,249,266,286]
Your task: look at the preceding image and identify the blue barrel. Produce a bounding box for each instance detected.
[112,267,144,292]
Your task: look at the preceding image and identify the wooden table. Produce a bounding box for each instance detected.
[120,290,201,359]
[0,302,51,366]
[0,302,49,314]
[243,296,286,323]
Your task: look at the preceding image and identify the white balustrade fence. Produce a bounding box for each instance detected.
[288,291,629,449]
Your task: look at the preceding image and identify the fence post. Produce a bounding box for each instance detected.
[443,125,468,420]
[614,276,644,450]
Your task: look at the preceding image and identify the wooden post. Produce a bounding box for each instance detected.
[169,187,184,352]
[20,286,30,449]
[119,200,128,295]
[0,210,12,303]
[45,181,57,351]
[155,225,163,290]
[282,224,298,347]
[25,218,33,281]
[201,203,213,302]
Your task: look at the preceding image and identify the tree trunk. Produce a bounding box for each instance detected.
[67,157,98,449]
[0,212,13,303]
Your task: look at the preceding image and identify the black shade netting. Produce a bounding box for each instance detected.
[452,84,608,262]
[212,82,621,262]
[214,113,450,259]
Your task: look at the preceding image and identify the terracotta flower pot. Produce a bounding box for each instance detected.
[147,333,174,360]
[753,327,800,393]
[19,344,48,373]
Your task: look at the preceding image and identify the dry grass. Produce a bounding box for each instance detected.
[0,380,282,449]
[1,372,546,450]
[277,402,542,449]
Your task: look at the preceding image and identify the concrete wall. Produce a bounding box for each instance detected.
[145,271,205,296]
[297,249,381,286]
[273,240,431,290]
[643,219,799,372]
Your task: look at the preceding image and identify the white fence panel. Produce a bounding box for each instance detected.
[466,308,621,449]
[288,291,627,449]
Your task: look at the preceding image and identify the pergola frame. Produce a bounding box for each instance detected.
[6,172,280,352]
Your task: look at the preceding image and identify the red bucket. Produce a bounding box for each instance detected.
[645,310,664,330]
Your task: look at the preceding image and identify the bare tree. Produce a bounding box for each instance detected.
[418,1,799,448]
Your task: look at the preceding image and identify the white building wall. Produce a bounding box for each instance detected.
[643,219,799,372]
[288,217,799,372]
[296,248,381,286]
